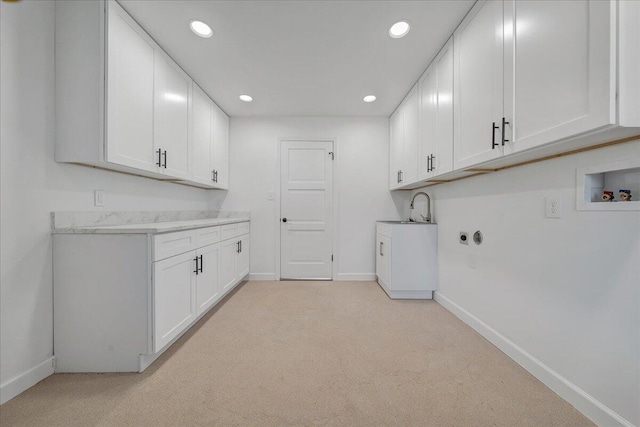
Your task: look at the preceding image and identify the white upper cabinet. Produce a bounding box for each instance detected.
[191,84,214,185]
[402,86,419,185]
[418,38,454,181]
[418,67,437,181]
[153,56,191,179]
[389,107,404,189]
[55,0,231,189]
[389,84,418,189]
[105,2,155,172]
[508,0,612,153]
[453,0,506,170]
[434,41,454,176]
[212,104,230,190]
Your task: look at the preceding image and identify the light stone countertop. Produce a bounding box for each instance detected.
[377,220,435,225]
[51,210,250,234]
[52,217,249,234]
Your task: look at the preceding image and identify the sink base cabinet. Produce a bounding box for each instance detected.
[375,223,437,300]
[53,225,249,373]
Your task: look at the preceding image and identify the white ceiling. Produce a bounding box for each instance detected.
[119,0,475,117]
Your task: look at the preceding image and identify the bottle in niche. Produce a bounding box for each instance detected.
[602,190,615,202]
[619,189,632,201]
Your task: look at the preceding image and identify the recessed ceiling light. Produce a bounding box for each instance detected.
[239,95,253,102]
[389,21,410,39]
[363,95,377,103]
[190,20,212,38]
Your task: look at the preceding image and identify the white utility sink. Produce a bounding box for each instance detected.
[375,221,437,299]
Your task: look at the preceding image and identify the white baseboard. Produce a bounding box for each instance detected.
[248,273,377,282]
[0,357,55,404]
[335,273,376,281]
[434,292,634,427]
[248,273,276,281]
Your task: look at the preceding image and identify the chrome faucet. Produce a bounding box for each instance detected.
[410,192,432,223]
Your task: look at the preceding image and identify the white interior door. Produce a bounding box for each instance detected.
[280,140,333,280]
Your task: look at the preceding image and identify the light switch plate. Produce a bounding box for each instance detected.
[94,190,105,207]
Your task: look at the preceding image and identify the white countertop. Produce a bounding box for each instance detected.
[52,217,249,234]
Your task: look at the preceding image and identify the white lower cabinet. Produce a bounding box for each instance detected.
[196,243,221,316]
[375,233,392,288]
[220,238,239,292]
[153,251,196,353]
[375,222,437,300]
[53,221,250,373]
[219,232,250,293]
[237,234,250,278]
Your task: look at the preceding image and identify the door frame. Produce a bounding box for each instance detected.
[275,137,338,281]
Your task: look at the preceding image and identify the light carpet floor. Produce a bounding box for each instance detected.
[0,281,592,426]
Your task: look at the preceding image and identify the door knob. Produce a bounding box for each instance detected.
[282,218,287,223]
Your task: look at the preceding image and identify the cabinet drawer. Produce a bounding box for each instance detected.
[237,221,250,236]
[196,226,221,247]
[153,230,197,261]
[220,223,238,241]
[376,222,392,237]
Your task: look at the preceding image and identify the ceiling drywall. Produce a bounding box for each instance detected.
[119,0,475,117]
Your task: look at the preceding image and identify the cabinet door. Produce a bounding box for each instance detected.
[212,105,230,189]
[389,108,404,189]
[153,251,196,352]
[401,85,419,185]
[154,55,191,179]
[376,234,392,287]
[453,0,505,170]
[433,40,454,177]
[191,85,214,185]
[106,2,155,172]
[236,234,250,280]
[418,66,437,181]
[196,243,220,316]
[510,0,612,153]
[219,238,238,293]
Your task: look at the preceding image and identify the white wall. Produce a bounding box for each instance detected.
[223,117,408,280]
[412,140,640,426]
[0,0,224,402]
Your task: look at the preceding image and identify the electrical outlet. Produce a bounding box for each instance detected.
[459,232,469,245]
[267,191,274,201]
[545,196,561,218]
[94,190,105,207]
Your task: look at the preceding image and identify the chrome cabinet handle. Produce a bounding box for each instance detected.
[380,241,384,256]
